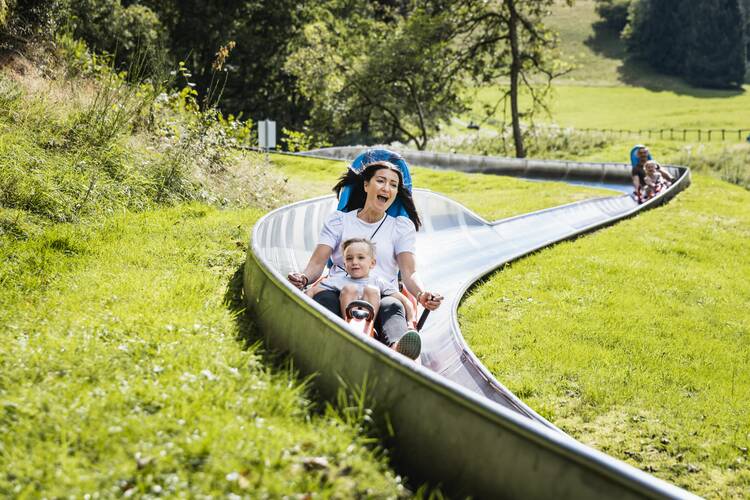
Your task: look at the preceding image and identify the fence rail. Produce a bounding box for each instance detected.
[572,126,750,142]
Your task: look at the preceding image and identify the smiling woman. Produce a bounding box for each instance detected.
[287,149,443,359]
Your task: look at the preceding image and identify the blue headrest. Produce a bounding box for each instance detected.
[336,148,413,218]
[630,144,653,167]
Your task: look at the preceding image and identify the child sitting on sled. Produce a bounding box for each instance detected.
[305,238,415,326]
[642,160,671,199]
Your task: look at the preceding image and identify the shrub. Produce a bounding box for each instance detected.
[594,0,631,33]
[67,0,167,74]
[0,0,69,44]
[281,127,331,152]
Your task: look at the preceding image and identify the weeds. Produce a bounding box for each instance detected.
[428,125,612,160]
[677,143,750,190]
[0,38,284,236]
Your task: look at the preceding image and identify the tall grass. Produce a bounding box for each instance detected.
[428,125,612,160]
[0,42,281,238]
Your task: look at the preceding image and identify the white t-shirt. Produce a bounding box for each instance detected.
[319,274,397,296]
[319,210,416,290]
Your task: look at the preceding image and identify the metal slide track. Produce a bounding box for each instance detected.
[243,148,696,498]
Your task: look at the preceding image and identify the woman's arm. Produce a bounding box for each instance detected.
[288,244,333,289]
[397,252,442,311]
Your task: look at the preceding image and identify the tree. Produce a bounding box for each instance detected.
[137,0,312,127]
[286,1,478,149]
[625,0,746,88]
[624,0,687,76]
[682,0,746,88]
[462,0,572,158]
[593,0,632,33]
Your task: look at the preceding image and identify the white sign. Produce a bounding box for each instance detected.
[258,119,276,150]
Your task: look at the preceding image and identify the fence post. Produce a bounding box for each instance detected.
[683,129,687,141]
[670,128,674,140]
[708,130,712,141]
[698,129,702,141]
[721,129,725,141]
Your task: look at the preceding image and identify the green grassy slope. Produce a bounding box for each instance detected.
[459,174,750,497]
[1,137,605,495]
[0,205,407,497]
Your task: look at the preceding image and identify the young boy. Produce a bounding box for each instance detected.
[305,238,415,325]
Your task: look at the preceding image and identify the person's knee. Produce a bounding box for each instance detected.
[313,289,341,314]
[379,296,405,317]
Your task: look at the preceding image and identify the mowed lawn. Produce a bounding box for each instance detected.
[469,85,750,132]
[459,174,750,497]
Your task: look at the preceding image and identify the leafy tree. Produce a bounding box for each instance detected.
[137,0,311,129]
[682,0,746,88]
[625,0,746,88]
[286,1,476,149]
[462,0,572,158]
[624,0,687,76]
[594,0,632,33]
[68,0,166,70]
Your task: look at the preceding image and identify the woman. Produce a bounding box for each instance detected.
[287,150,442,359]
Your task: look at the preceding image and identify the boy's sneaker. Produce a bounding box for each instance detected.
[395,330,421,360]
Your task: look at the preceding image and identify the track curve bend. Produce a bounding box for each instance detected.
[243,148,696,499]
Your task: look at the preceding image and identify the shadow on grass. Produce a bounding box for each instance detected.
[584,21,745,98]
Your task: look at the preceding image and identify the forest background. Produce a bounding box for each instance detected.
[2,0,749,156]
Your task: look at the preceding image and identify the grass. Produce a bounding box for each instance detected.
[0,204,406,498]
[458,174,750,497]
[270,153,616,221]
[3,16,747,496]
[467,85,750,132]
[0,136,602,497]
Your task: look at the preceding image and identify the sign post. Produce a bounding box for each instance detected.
[258,119,276,162]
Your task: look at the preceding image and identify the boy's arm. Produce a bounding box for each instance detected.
[390,291,415,322]
[305,284,321,298]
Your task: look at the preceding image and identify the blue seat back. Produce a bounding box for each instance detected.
[630,144,653,168]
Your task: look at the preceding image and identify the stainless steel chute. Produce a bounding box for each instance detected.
[243,148,695,499]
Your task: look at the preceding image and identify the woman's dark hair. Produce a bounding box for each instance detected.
[333,163,422,231]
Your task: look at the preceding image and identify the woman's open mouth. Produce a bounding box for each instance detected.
[377,195,389,203]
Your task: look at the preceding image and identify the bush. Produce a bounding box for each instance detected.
[0,0,69,44]
[281,127,331,152]
[68,0,167,74]
[594,0,631,33]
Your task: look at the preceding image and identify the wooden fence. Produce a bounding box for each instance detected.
[575,127,750,142]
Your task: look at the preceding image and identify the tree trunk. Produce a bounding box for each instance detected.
[507,0,525,158]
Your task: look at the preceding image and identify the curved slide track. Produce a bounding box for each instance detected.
[243,148,696,499]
